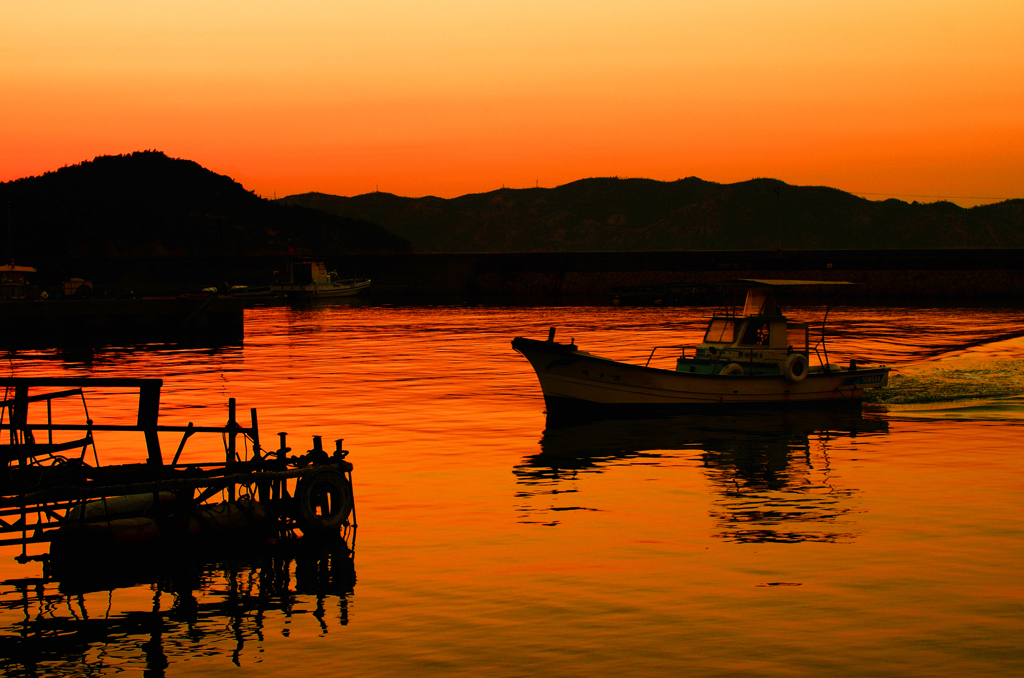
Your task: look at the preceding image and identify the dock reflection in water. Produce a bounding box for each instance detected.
[518,409,888,543]
[0,534,355,675]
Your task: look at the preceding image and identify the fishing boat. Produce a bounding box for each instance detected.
[512,280,890,415]
[272,260,370,299]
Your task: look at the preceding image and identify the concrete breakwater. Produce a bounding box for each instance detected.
[335,250,1024,299]
[0,297,244,347]
[22,249,1024,300]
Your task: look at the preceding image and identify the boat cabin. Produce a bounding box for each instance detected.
[676,283,836,376]
[287,261,351,286]
[1,264,36,300]
[289,261,332,285]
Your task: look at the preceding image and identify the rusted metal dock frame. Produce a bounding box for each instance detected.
[0,377,355,569]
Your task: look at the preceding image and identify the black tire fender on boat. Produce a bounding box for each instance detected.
[783,353,809,383]
[720,363,744,376]
[294,466,353,534]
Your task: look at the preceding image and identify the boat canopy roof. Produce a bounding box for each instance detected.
[716,279,857,287]
[710,279,856,316]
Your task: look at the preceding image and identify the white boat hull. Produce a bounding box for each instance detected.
[273,279,371,299]
[512,337,888,413]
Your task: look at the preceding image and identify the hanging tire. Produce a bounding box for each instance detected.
[295,466,353,534]
[720,363,744,376]
[783,353,809,382]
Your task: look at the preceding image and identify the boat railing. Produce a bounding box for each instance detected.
[810,344,835,371]
[645,345,688,368]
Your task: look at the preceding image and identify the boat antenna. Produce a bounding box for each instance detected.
[6,201,11,264]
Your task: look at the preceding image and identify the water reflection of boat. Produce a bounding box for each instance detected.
[513,280,890,415]
[0,535,355,673]
[516,409,888,542]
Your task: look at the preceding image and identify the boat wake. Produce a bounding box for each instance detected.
[866,334,1024,416]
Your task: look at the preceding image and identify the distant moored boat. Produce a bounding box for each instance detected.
[272,260,371,299]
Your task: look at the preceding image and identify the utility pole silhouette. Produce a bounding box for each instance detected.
[774,185,782,250]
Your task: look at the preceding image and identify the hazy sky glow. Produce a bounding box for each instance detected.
[3,1,1022,204]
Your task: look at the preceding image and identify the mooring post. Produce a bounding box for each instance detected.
[13,385,27,560]
[227,398,236,502]
[12,385,28,446]
[138,381,163,466]
[250,407,269,502]
[249,408,260,460]
[277,432,288,463]
[276,431,290,500]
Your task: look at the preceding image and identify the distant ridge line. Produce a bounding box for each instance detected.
[281,176,1024,253]
[850,191,1010,201]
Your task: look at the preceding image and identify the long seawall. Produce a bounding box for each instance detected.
[25,250,1024,299]
[332,250,1024,299]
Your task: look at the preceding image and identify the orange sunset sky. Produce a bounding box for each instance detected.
[3,1,1022,205]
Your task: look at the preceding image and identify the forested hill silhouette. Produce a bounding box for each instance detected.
[1,151,409,260]
[281,177,1024,252]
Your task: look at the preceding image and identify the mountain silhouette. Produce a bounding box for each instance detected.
[1,151,409,260]
[281,177,1024,252]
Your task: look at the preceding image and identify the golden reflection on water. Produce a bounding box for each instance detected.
[522,409,889,543]
[0,303,1022,677]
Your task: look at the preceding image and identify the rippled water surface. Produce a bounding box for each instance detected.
[1,302,1022,677]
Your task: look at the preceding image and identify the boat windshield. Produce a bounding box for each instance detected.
[704,318,739,343]
[740,319,771,346]
[787,322,810,353]
[293,263,314,284]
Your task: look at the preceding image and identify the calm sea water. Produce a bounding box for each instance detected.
[1,302,1021,677]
